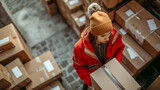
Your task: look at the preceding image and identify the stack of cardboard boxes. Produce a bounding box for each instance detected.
[42,0,57,16]
[114,0,160,77]
[0,24,32,65]
[0,24,63,90]
[56,0,85,37]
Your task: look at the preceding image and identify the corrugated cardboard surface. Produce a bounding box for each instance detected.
[91,58,141,90]
[102,0,123,9]
[63,0,82,13]
[40,80,64,90]
[155,29,160,36]
[0,36,15,53]
[126,9,160,58]
[71,9,85,35]
[25,51,62,90]
[115,0,160,58]
[147,75,160,90]
[115,0,143,28]
[121,61,134,76]
[0,64,12,89]
[113,22,152,76]
[5,58,31,88]
[0,24,32,65]
[143,32,160,58]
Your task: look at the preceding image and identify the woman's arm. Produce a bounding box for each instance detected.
[72,45,91,86]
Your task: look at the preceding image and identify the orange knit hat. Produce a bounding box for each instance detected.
[89,11,113,36]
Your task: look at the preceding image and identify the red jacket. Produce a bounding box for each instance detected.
[72,27,125,86]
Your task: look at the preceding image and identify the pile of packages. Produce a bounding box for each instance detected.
[0,24,64,90]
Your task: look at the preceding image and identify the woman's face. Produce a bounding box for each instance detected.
[96,32,112,44]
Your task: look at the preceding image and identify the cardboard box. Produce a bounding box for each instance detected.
[5,58,31,88]
[155,29,160,36]
[71,9,86,37]
[81,0,90,12]
[113,23,153,76]
[136,0,144,5]
[0,64,12,89]
[102,0,123,9]
[81,0,95,12]
[125,9,160,58]
[42,0,57,16]
[25,51,62,90]
[147,75,160,90]
[115,0,144,28]
[143,32,160,58]
[63,0,82,14]
[121,61,134,77]
[40,80,64,90]
[0,24,32,65]
[91,58,141,90]
[115,1,160,58]
[0,36,15,53]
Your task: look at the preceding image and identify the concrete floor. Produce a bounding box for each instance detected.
[2,0,83,90]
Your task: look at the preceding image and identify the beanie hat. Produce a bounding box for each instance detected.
[89,11,113,36]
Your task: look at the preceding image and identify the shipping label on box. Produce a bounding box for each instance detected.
[6,58,31,87]
[0,36,15,53]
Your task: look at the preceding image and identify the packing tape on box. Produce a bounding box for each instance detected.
[52,72,56,77]
[125,8,146,44]
[123,40,145,62]
[35,60,56,80]
[156,44,160,51]
[155,32,160,51]
[63,0,68,2]
[40,77,45,83]
[42,68,49,79]
[101,66,125,90]
[35,57,41,63]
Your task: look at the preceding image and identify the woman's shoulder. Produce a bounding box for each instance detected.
[74,38,84,50]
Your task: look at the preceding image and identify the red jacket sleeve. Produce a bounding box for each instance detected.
[72,44,91,86]
[114,42,125,63]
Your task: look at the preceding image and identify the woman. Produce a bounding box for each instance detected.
[72,3,125,90]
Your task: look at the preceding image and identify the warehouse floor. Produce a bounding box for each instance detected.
[3,0,83,90]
